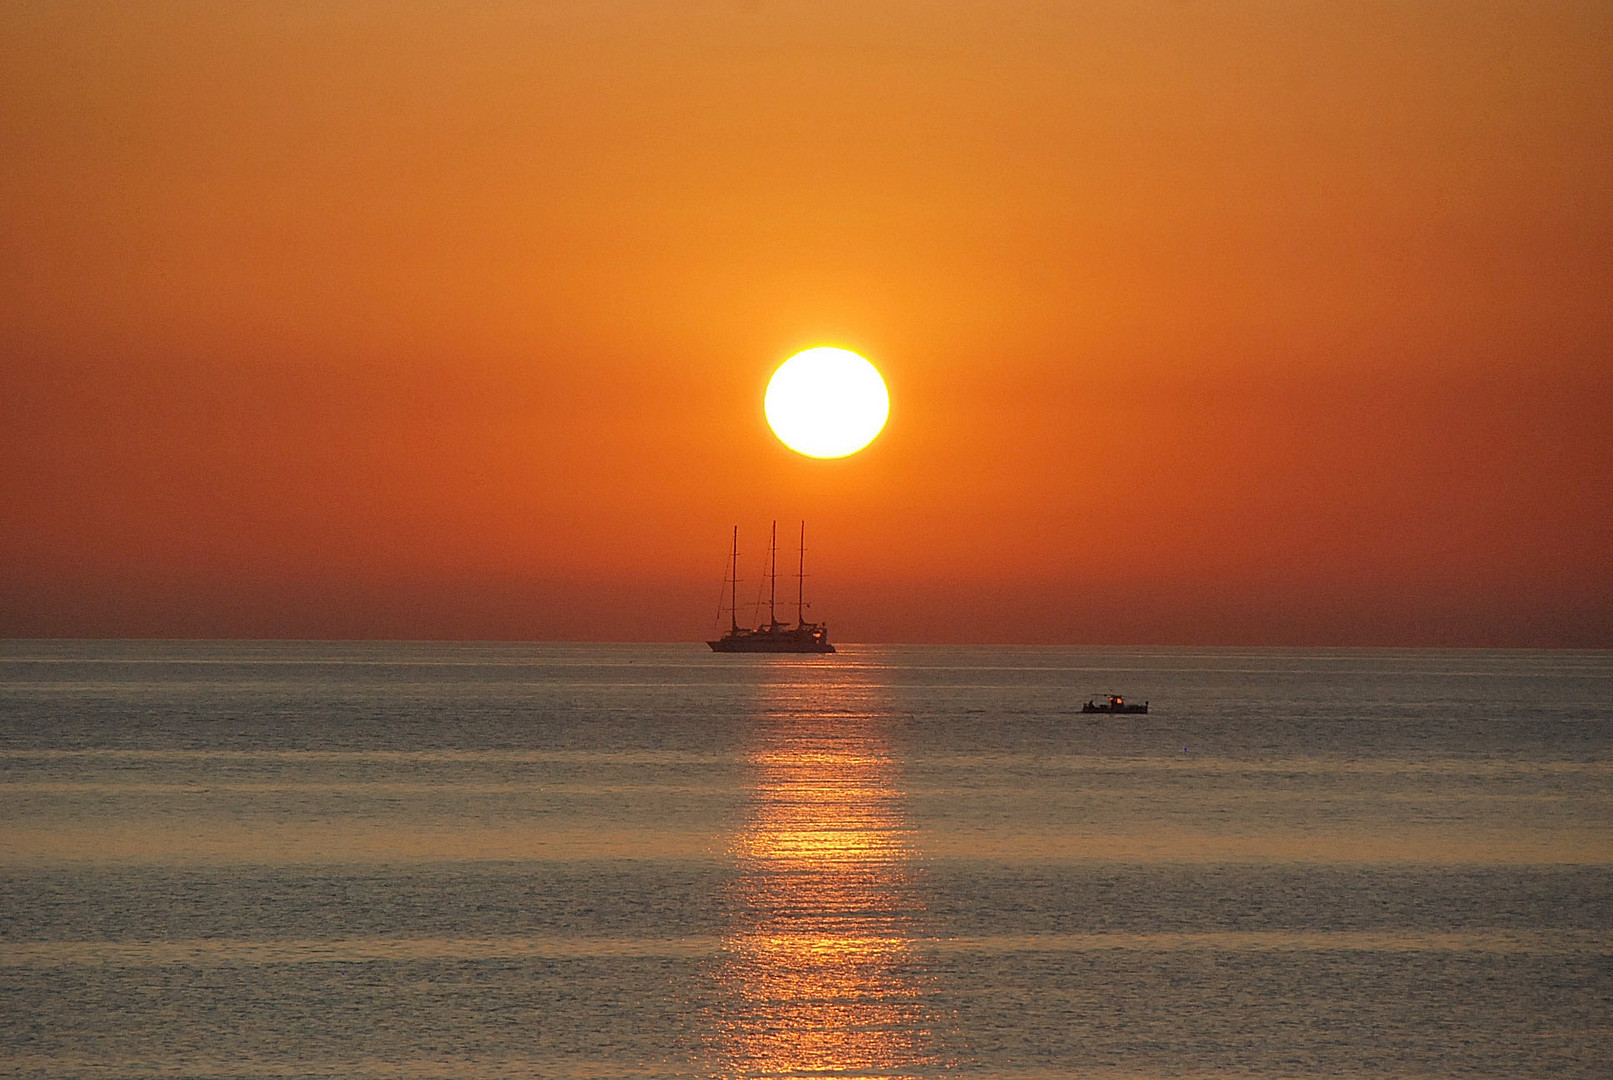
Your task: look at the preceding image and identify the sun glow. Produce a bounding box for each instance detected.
[764,347,889,458]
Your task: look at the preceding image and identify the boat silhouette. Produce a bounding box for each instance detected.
[708,522,835,653]
[1082,694,1148,714]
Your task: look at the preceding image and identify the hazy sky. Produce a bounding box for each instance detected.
[3,1,1610,644]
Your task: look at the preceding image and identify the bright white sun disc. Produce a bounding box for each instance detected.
[764,347,889,458]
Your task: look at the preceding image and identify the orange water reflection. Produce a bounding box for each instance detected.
[710,673,942,1078]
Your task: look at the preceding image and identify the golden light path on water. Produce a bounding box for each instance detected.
[709,670,943,1079]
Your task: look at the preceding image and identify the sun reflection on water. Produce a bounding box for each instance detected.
[709,675,942,1079]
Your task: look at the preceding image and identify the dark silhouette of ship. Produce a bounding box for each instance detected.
[708,521,835,653]
[1082,694,1148,714]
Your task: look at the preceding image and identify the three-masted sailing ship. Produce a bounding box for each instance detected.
[707,521,835,653]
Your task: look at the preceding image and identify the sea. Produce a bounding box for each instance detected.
[1,641,1609,1079]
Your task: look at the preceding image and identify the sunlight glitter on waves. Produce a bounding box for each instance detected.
[738,828,908,863]
[710,695,945,1078]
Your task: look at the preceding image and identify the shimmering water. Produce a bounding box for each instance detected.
[2,641,1609,1078]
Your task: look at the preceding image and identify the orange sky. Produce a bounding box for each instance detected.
[2,1,1610,644]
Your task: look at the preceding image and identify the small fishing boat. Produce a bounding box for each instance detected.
[1082,694,1148,714]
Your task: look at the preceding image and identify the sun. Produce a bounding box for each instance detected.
[764,347,890,459]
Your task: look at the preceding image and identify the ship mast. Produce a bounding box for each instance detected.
[768,520,778,628]
[796,521,806,626]
[728,525,740,633]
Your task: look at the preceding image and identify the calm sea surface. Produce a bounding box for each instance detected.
[1,641,1609,1078]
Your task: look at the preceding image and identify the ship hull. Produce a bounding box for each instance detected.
[707,628,835,653]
